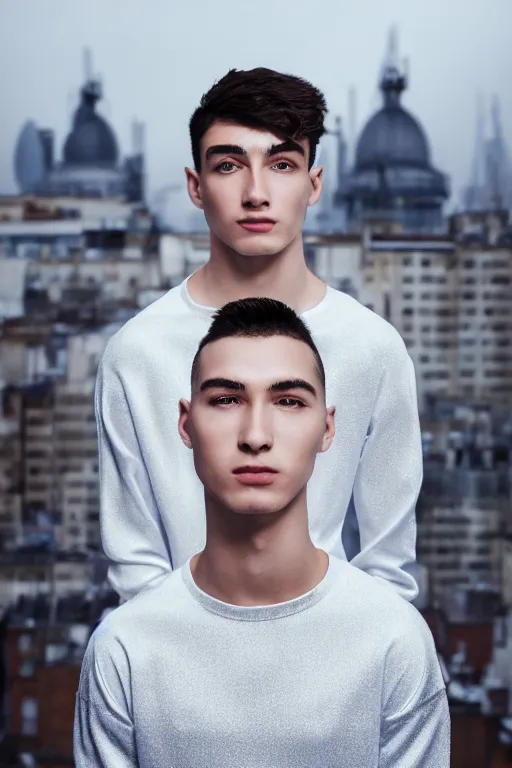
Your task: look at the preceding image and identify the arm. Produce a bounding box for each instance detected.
[379,607,451,767]
[96,342,172,603]
[379,687,451,767]
[350,334,422,601]
[74,636,137,767]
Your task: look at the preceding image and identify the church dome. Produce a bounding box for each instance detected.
[338,42,450,234]
[356,106,430,170]
[63,79,118,167]
[355,66,431,171]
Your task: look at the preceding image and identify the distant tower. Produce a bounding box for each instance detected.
[337,27,449,233]
[463,94,486,211]
[487,96,512,210]
[463,95,512,212]
[124,119,146,203]
[62,47,119,168]
[335,116,347,183]
[14,121,46,193]
[347,86,357,167]
[12,47,145,200]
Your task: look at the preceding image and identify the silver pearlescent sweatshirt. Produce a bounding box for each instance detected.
[95,277,423,603]
[74,554,450,767]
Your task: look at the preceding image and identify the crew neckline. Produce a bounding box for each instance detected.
[180,273,333,320]
[181,552,338,622]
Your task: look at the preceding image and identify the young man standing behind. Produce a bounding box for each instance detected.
[96,68,422,604]
[75,299,449,767]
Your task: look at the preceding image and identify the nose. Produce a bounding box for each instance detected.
[238,404,273,454]
[241,168,270,210]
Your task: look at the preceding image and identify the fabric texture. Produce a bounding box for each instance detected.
[74,555,450,767]
[96,277,423,603]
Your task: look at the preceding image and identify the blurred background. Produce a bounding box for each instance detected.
[0,0,511,765]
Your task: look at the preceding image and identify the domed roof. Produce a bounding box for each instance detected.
[355,66,431,171]
[63,79,118,167]
[356,107,430,170]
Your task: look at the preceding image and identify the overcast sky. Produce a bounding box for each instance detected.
[1,0,511,215]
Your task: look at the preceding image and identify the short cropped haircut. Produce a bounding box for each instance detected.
[191,297,325,394]
[189,67,328,172]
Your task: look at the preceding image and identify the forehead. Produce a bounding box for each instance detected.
[201,120,309,158]
[198,335,320,385]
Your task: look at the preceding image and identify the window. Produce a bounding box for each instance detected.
[19,660,35,678]
[18,634,32,653]
[21,697,38,736]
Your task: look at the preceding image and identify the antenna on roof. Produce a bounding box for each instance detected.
[83,47,93,82]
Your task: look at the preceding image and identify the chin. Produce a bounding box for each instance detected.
[224,490,287,516]
[230,235,291,258]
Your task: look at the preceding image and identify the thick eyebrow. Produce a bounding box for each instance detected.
[205,139,305,161]
[269,379,317,397]
[267,140,305,158]
[199,377,317,397]
[205,144,247,160]
[200,378,245,392]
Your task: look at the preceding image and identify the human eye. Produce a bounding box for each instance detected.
[214,161,239,174]
[277,397,306,408]
[209,395,239,406]
[271,159,296,172]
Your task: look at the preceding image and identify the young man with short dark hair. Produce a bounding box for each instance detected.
[96,67,422,604]
[76,299,449,767]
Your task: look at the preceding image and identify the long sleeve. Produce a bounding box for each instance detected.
[74,634,137,767]
[350,337,422,601]
[379,688,451,767]
[379,604,451,767]
[96,346,172,603]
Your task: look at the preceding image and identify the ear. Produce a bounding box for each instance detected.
[185,167,203,209]
[308,166,323,207]
[178,399,193,448]
[319,406,335,454]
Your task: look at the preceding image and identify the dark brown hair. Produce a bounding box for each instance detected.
[189,68,328,172]
[191,297,325,392]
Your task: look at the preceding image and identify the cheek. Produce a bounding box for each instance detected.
[276,419,323,455]
[203,181,237,212]
[273,180,311,215]
[193,418,234,461]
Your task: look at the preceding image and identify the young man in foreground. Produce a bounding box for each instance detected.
[96,67,422,604]
[75,299,449,767]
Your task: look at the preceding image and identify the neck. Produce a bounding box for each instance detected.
[188,231,326,314]
[190,489,328,607]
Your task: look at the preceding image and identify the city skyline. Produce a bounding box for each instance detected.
[1,0,512,218]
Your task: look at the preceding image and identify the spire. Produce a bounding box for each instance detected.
[335,115,347,182]
[379,26,407,106]
[464,92,486,210]
[83,47,93,82]
[486,95,512,209]
[79,47,102,113]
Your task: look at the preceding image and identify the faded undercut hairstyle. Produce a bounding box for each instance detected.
[191,297,326,394]
[189,67,328,172]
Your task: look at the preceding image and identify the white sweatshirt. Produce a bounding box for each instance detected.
[96,278,423,603]
[74,554,450,767]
